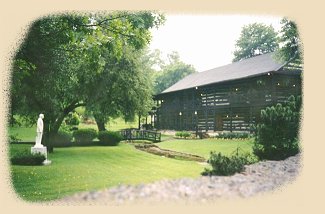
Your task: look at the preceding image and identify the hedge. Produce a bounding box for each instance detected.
[73,128,97,144]
[11,151,46,166]
[98,131,122,146]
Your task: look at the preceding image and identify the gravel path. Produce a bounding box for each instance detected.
[54,154,301,205]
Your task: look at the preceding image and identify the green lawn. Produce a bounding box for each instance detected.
[78,117,138,131]
[157,138,254,159]
[160,134,176,142]
[8,124,255,202]
[9,126,36,142]
[9,143,205,202]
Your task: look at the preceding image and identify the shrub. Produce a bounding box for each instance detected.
[175,131,191,139]
[216,132,250,139]
[65,112,80,126]
[73,128,97,144]
[202,151,253,176]
[182,132,191,139]
[70,126,79,131]
[175,132,182,138]
[50,130,73,147]
[141,124,153,130]
[11,151,46,166]
[253,95,301,160]
[9,133,21,143]
[98,131,122,146]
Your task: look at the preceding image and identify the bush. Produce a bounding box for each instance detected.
[141,124,153,130]
[73,128,97,144]
[216,132,250,139]
[175,131,191,139]
[202,151,254,176]
[9,133,21,143]
[11,151,46,166]
[98,131,122,146]
[175,132,181,138]
[50,130,73,147]
[65,112,80,126]
[182,132,191,139]
[253,95,301,160]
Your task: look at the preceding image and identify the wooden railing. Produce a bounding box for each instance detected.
[119,128,161,142]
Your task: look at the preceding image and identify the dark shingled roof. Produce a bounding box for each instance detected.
[160,53,286,94]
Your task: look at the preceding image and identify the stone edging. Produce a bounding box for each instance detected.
[133,143,206,162]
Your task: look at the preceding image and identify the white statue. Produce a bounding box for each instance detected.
[31,113,51,165]
[35,113,44,148]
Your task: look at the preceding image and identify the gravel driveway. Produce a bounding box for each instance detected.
[54,154,301,205]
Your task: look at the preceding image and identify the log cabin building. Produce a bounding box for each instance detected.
[153,53,302,132]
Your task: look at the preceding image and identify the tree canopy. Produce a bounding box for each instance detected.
[154,51,196,94]
[276,18,303,69]
[11,12,165,135]
[233,23,279,62]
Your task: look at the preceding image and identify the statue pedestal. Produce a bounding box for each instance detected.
[43,159,52,165]
[31,146,47,157]
[31,146,51,165]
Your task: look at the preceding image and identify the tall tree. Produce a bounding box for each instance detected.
[154,51,196,94]
[142,49,165,71]
[233,23,279,62]
[11,12,165,136]
[276,18,303,68]
[89,47,156,131]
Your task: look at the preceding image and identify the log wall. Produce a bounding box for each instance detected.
[154,72,301,132]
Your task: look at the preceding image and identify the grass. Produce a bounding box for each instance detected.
[8,126,36,142]
[9,143,205,202]
[160,134,176,142]
[79,117,138,131]
[107,117,138,130]
[157,138,254,159]
[8,122,255,202]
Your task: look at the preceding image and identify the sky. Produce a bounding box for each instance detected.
[149,14,282,72]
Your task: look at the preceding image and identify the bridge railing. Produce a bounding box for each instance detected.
[119,128,161,142]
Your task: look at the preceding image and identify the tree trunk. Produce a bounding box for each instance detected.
[46,102,84,152]
[43,121,53,153]
[94,114,106,131]
[51,112,68,134]
[50,101,85,134]
[96,119,106,131]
